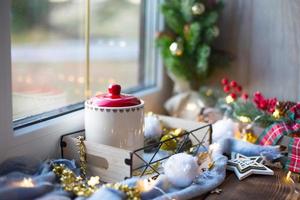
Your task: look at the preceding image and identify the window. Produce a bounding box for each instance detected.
[0,0,167,161]
[11,0,156,124]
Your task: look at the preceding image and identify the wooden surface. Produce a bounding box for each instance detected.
[62,134,132,183]
[213,0,300,101]
[197,169,300,200]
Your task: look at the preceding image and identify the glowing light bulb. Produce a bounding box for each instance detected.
[11,178,35,188]
[186,103,197,111]
[237,116,251,123]
[77,76,85,84]
[136,178,156,192]
[225,95,234,104]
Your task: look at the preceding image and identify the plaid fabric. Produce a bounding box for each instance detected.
[286,138,300,173]
[258,104,300,173]
[258,122,300,146]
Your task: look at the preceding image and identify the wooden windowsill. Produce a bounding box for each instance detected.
[195,168,299,200]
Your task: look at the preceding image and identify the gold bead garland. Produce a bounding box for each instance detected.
[57,136,141,199]
[52,164,100,197]
[76,136,87,177]
[103,183,141,200]
[52,164,142,199]
[132,162,161,177]
[286,171,300,183]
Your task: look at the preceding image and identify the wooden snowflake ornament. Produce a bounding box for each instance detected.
[227,152,274,180]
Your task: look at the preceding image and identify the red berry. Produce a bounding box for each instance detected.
[269,108,275,113]
[259,101,267,109]
[223,85,230,93]
[236,85,242,92]
[254,91,262,98]
[241,93,249,100]
[230,93,237,100]
[221,78,229,85]
[253,98,260,104]
[230,80,238,87]
[270,98,277,106]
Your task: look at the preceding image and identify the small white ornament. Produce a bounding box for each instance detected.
[192,3,205,15]
[164,153,199,188]
[169,41,183,56]
[212,118,238,143]
[144,115,162,139]
[212,26,220,37]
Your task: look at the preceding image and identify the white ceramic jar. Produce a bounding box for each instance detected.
[85,84,144,151]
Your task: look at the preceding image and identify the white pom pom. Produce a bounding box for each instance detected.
[212,118,238,143]
[164,153,198,188]
[144,115,162,139]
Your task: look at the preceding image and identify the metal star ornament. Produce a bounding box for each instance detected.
[227,152,274,180]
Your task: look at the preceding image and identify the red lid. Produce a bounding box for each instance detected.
[90,84,141,107]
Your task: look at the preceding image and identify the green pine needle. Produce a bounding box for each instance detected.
[156,0,226,89]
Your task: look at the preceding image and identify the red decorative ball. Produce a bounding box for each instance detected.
[221,78,229,85]
[241,93,249,100]
[230,80,237,87]
[230,93,237,100]
[223,85,230,93]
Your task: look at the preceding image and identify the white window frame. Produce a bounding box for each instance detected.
[0,0,171,162]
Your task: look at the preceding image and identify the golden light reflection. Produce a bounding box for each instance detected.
[25,76,32,84]
[225,95,234,104]
[286,171,292,182]
[206,89,213,97]
[146,112,154,116]
[273,109,281,119]
[68,75,75,82]
[11,178,35,188]
[77,76,85,84]
[237,116,251,123]
[87,176,100,187]
[186,102,198,111]
[136,178,157,192]
[173,128,184,137]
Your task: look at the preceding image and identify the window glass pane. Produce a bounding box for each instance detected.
[11,0,85,120]
[90,0,142,94]
[11,0,155,121]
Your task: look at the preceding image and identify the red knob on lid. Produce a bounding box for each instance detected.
[89,84,141,107]
[108,84,121,98]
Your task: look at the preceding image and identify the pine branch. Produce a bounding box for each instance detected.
[156,0,227,89]
[184,22,202,53]
[232,100,280,127]
[161,4,184,35]
[180,0,195,22]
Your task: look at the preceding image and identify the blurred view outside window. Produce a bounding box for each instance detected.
[11,0,148,120]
